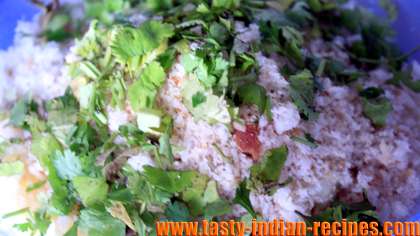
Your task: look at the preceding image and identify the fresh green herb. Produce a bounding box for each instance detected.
[233,181,257,218]
[53,150,83,180]
[379,0,398,21]
[73,176,108,207]
[110,21,174,64]
[296,195,381,233]
[128,61,166,111]
[359,87,392,126]
[288,69,318,120]
[192,91,207,108]
[291,133,318,148]
[391,69,420,93]
[78,208,126,236]
[13,210,51,236]
[164,201,192,222]
[236,83,270,114]
[143,166,199,194]
[26,180,47,192]
[250,145,288,184]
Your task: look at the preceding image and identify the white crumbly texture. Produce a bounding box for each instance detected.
[233,22,261,53]
[251,52,420,221]
[271,103,301,134]
[0,18,70,110]
[127,151,156,172]
[106,106,130,132]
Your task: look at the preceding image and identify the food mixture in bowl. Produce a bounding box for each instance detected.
[0,0,419,235]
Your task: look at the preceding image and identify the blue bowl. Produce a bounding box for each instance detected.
[0,0,419,221]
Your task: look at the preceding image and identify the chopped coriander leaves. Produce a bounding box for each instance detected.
[250,145,288,184]
[110,21,174,64]
[296,195,381,230]
[236,83,270,114]
[78,208,126,236]
[288,69,318,120]
[53,150,83,180]
[73,176,109,207]
[192,91,207,107]
[128,61,166,111]
[164,201,192,222]
[142,166,198,193]
[291,133,318,149]
[233,181,257,218]
[359,87,392,127]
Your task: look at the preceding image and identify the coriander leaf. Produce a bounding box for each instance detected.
[128,62,166,111]
[181,173,209,216]
[212,0,239,9]
[73,20,100,60]
[145,0,172,11]
[361,97,392,127]
[0,161,24,176]
[236,83,269,113]
[10,99,27,126]
[79,61,101,80]
[203,180,219,204]
[288,69,318,120]
[157,47,176,70]
[297,195,380,229]
[180,53,216,88]
[78,209,126,236]
[53,150,83,180]
[31,133,73,214]
[110,21,174,63]
[73,176,108,207]
[26,180,47,192]
[64,223,78,236]
[192,92,207,107]
[143,166,197,193]
[291,133,318,149]
[107,201,135,230]
[250,145,288,183]
[125,167,171,205]
[209,22,229,43]
[379,0,398,21]
[85,0,125,24]
[79,83,95,110]
[164,201,192,222]
[159,130,174,163]
[233,181,257,218]
[204,199,232,217]
[180,53,202,74]
[128,81,157,111]
[359,87,392,126]
[392,70,420,93]
[141,61,166,88]
[13,211,51,236]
